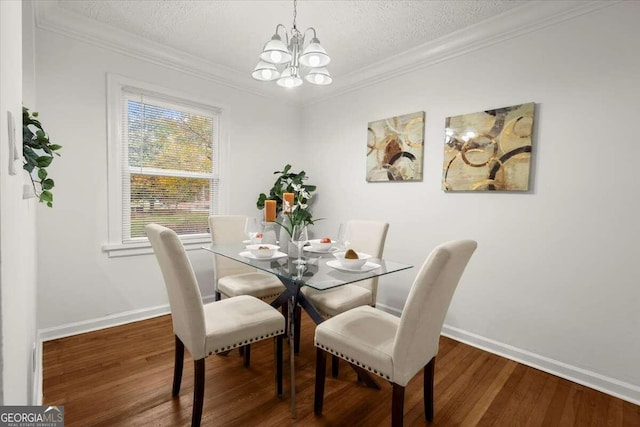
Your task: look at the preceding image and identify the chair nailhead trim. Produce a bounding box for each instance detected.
[316,343,392,380]
[261,293,284,301]
[212,329,285,355]
[220,292,283,301]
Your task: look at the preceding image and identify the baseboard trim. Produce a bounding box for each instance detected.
[35,295,220,404]
[32,336,42,405]
[38,294,219,343]
[35,300,639,406]
[441,325,640,406]
[38,305,170,342]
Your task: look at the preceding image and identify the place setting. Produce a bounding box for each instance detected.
[303,237,339,254]
[327,249,381,273]
[303,223,350,255]
[239,244,288,261]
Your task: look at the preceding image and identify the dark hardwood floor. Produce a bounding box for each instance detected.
[43,314,639,426]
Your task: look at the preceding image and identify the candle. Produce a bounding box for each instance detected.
[283,192,295,214]
[265,200,276,222]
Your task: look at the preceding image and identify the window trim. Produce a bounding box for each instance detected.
[104,74,226,257]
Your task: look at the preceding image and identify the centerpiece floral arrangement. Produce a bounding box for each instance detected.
[256,164,318,237]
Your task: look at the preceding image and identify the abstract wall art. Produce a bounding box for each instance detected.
[366,111,425,182]
[442,102,535,191]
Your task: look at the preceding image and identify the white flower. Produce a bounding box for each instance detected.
[291,183,302,192]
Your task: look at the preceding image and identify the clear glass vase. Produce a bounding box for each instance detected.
[261,221,277,245]
[278,213,292,255]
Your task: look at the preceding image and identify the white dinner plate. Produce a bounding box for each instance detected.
[239,250,288,261]
[326,260,381,273]
[303,246,338,254]
[243,239,279,246]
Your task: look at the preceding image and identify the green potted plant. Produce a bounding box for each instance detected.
[23,107,62,207]
[256,164,318,238]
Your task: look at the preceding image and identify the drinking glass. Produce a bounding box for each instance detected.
[291,225,308,267]
[245,217,262,244]
[336,223,347,250]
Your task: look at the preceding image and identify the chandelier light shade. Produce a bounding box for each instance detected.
[277,67,303,88]
[259,34,292,65]
[252,0,332,87]
[304,67,332,85]
[299,38,330,68]
[252,61,280,81]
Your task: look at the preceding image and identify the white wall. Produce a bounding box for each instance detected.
[34,29,302,332]
[302,2,640,402]
[30,0,639,405]
[0,0,38,404]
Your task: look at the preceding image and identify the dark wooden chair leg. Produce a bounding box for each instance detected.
[314,347,327,415]
[172,335,184,397]
[192,359,205,427]
[275,335,283,396]
[331,355,339,378]
[392,383,405,427]
[424,357,435,422]
[214,291,221,301]
[243,344,251,367]
[294,305,302,353]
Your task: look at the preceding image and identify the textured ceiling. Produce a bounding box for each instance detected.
[57,0,527,81]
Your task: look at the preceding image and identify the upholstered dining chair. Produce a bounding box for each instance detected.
[209,215,285,303]
[146,224,285,427]
[301,219,389,372]
[313,240,477,426]
[209,215,286,364]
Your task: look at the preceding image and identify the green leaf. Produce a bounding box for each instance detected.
[42,178,55,190]
[23,127,34,141]
[49,144,62,151]
[256,193,267,209]
[36,156,53,168]
[24,147,38,161]
[38,169,48,180]
[40,190,53,203]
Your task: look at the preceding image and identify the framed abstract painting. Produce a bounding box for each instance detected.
[442,102,535,191]
[366,111,425,182]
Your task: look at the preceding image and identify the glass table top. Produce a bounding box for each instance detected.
[202,243,413,291]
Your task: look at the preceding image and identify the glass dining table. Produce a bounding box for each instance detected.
[202,242,413,417]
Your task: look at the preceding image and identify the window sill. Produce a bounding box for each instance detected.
[102,236,211,258]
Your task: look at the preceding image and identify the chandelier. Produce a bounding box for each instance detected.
[252,0,332,87]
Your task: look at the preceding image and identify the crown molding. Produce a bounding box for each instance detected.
[34,1,617,107]
[33,1,298,104]
[302,1,619,106]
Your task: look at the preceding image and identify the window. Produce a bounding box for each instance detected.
[105,76,221,257]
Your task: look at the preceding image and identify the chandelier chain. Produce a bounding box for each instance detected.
[293,0,298,31]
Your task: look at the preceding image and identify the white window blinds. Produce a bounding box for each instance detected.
[121,89,219,241]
